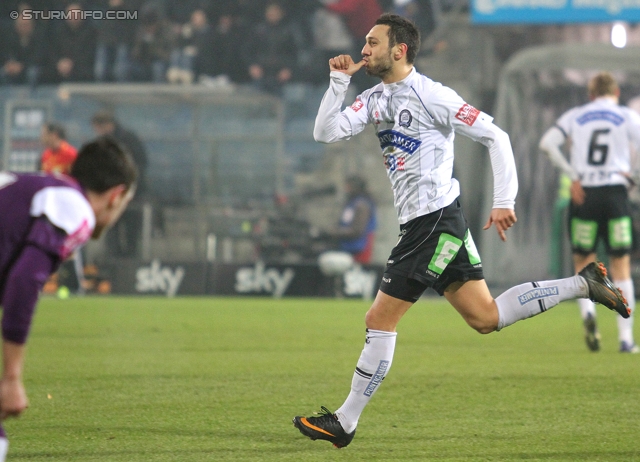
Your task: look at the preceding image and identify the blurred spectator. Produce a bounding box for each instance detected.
[92,109,148,256]
[327,175,377,264]
[129,2,175,82]
[39,121,84,294]
[242,1,301,95]
[391,0,440,43]
[198,7,248,85]
[94,0,140,82]
[164,0,212,30]
[47,2,97,83]
[321,0,383,91]
[323,0,383,45]
[39,122,77,175]
[310,5,353,84]
[0,6,45,86]
[166,8,209,84]
[91,109,147,196]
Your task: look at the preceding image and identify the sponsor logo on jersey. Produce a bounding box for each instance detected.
[518,286,558,305]
[377,129,421,154]
[384,153,406,172]
[364,360,390,396]
[60,219,92,260]
[399,109,413,127]
[455,103,480,126]
[382,277,392,283]
[576,110,624,126]
[350,99,364,112]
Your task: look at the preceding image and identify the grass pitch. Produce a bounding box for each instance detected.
[6,296,639,461]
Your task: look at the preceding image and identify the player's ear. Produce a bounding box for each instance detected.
[106,184,128,209]
[394,43,407,61]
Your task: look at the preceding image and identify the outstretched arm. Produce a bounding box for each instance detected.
[1,342,27,420]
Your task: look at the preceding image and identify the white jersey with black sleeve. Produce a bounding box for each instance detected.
[553,97,640,187]
[314,67,518,225]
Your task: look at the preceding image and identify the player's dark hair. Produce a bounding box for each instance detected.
[375,13,420,64]
[70,136,137,193]
[44,122,66,140]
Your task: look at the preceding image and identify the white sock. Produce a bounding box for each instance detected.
[0,438,7,462]
[614,278,635,345]
[335,329,397,433]
[496,275,589,330]
[577,298,596,320]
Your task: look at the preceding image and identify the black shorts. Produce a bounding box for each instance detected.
[569,185,632,257]
[379,200,484,301]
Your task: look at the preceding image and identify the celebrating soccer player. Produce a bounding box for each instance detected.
[293,14,630,448]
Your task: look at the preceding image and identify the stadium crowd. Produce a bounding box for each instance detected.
[0,0,445,93]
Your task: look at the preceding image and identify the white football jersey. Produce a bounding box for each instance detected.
[556,97,640,187]
[314,68,518,224]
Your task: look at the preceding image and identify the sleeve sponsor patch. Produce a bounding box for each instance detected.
[350,99,364,112]
[455,103,480,126]
[60,219,92,260]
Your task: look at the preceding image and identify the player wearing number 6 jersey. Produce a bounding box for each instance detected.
[540,72,640,354]
[293,14,630,448]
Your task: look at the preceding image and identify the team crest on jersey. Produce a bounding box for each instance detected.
[455,103,480,126]
[399,109,413,127]
[350,99,364,112]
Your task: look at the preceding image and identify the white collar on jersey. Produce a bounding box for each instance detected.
[382,67,417,96]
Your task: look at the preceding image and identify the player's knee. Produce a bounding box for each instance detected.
[465,315,498,334]
[364,308,397,331]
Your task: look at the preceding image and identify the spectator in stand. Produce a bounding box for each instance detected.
[94,0,140,82]
[47,2,97,83]
[164,0,212,32]
[242,1,301,95]
[0,5,45,86]
[91,110,148,257]
[91,110,147,196]
[199,6,248,85]
[323,0,383,44]
[321,0,383,91]
[166,8,210,84]
[129,2,175,82]
[327,175,377,264]
[39,123,77,175]
[311,4,354,84]
[39,122,84,295]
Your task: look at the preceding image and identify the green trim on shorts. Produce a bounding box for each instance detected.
[428,233,462,275]
[464,229,481,265]
[608,216,632,249]
[571,218,598,250]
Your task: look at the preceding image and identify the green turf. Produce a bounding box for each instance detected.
[5,296,639,461]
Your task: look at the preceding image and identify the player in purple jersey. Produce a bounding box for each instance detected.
[0,136,137,459]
